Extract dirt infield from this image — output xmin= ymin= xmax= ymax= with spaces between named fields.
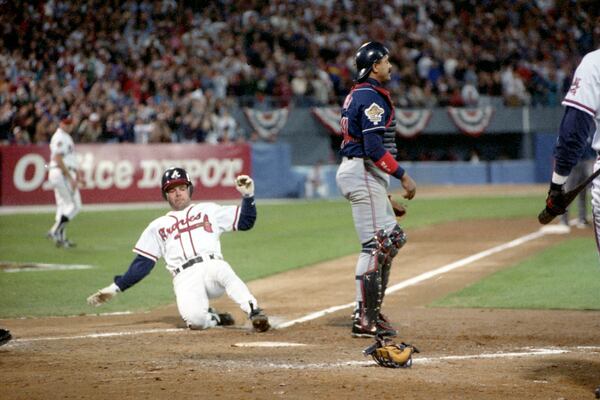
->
xmin=1 ymin=216 xmax=599 ymax=399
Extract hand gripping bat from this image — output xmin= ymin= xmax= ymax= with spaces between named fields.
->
xmin=538 ymin=168 xmax=600 ymax=224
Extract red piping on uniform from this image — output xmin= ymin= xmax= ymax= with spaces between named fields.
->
xmin=363 ymin=168 xmax=378 ymax=273
xmin=185 ymin=206 xmax=197 ymax=256
xmin=133 ymin=247 xmax=158 ymax=262
xmin=169 ymin=215 xmax=187 ymax=259
xmin=563 ymin=98 xmax=596 ymax=115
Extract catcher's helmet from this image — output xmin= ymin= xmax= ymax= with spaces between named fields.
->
xmin=161 ymin=167 xmax=193 ymax=200
xmin=355 ymin=41 xmax=389 ymax=83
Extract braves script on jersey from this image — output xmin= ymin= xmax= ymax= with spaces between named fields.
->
xmin=134 ymin=202 xmax=242 ymax=276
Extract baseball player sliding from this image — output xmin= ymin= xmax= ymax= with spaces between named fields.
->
xmin=86 ymin=168 xmax=270 ymax=332
xmin=336 ymin=41 xmax=417 ymax=338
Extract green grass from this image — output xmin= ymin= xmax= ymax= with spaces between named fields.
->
xmin=431 ymin=238 xmax=600 ymax=310
xmin=0 ymin=193 xmax=560 ymax=318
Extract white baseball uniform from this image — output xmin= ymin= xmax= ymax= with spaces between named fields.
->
xmin=48 ymin=127 xmax=81 ymax=233
xmin=554 ymin=49 xmax=600 ymax=249
xmin=562 ymin=50 xmax=600 ymax=150
xmin=133 ymin=202 xmax=258 ymax=329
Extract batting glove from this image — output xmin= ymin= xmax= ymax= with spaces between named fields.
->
xmin=87 ymin=283 xmax=121 ymax=307
xmin=235 ymin=175 xmax=255 ymax=197
xmin=545 ymin=182 xmax=567 ymax=216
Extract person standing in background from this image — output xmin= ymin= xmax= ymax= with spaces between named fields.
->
xmin=47 ymin=113 xmax=82 ymax=248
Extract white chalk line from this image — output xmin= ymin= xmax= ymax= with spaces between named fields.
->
xmin=276 ymin=229 xmax=547 ymax=329
xmin=2 ymin=262 xmax=94 ymax=272
xmin=5 ymin=226 xmax=559 ymax=344
xmin=266 ymin=348 xmax=573 ymax=369
xmin=179 ymin=347 xmax=600 ymax=370
xmin=12 ymin=328 xmax=184 ymax=342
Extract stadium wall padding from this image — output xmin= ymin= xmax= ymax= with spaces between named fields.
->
xmin=534 ymin=132 xmax=558 ymax=183
xmin=292 ymin=159 xmax=538 ymax=199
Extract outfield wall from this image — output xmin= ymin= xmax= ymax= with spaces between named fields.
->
xmin=0 ymin=144 xmax=252 ymax=205
xmin=0 ymin=142 xmax=542 ymax=205
xmin=294 ymin=159 xmax=536 ymax=199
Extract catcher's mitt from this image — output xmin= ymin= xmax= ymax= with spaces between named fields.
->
xmin=388 ymin=195 xmax=407 ymax=218
xmin=363 ymin=336 xmax=419 ymax=368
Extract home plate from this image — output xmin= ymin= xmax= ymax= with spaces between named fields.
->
xmin=232 ymin=341 xmax=307 ymax=348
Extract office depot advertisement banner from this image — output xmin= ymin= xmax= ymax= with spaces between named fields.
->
xmin=0 ymin=143 xmax=252 ymax=205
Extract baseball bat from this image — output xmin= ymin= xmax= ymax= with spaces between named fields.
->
xmin=538 ymin=167 xmax=600 ymax=225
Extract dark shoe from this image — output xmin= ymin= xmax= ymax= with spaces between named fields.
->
xmin=351 ymin=322 xmax=377 ymax=338
xmin=376 ymin=313 xmax=398 ymax=337
xmin=208 ymin=308 xmax=235 ymax=326
xmin=595 ymin=385 xmax=600 ymax=399
xmin=0 ymin=329 xmax=12 ymax=346
xmin=352 ymin=319 xmax=396 ymax=338
xmin=249 ymin=303 xmax=270 ymax=332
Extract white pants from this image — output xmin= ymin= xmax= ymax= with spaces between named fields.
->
xmin=590 ymin=159 xmax=600 ymax=255
xmin=173 ymin=258 xmax=257 ymax=329
xmin=48 ymin=168 xmax=81 ymax=222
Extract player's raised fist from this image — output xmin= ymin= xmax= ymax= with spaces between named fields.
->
xmin=235 ymin=175 xmax=254 ymax=197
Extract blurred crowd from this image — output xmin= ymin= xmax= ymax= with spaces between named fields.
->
xmin=0 ymin=0 xmax=598 ymax=145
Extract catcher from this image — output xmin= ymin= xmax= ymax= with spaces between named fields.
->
xmin=336 ymin=41 xmax=417 ymax=339
xmin=363 ymin=335 xmax=419 ymax=368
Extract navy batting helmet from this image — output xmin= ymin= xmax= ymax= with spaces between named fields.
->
xmin=355 ymin=41 xmax=389 ymax=83
xmin=161 ymin=167 xmax=193 ymax=200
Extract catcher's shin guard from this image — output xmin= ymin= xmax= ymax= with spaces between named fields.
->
xmin=360 ymin=269 xmax=382 ymax=326
xmin=354 ymin=271 xmax=386 ymax=337
xmin=376 ymin=226 xmax=407 ymax=294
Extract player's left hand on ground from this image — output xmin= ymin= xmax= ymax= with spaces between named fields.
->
xmin=388 ymin=195 xmax=407 ymax=218
xmin=87 ymin=283 xmax=120 ymax=307
xmin=544 ymin=183 xmax=567 ymax=216
xmin=235 ymin=175 xmax=254 ymax=197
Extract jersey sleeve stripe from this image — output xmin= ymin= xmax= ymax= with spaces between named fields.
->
xmin=562 ymin=99 xmax=596 ymax=116
xmin=133 ymin=247 xmax=159 ymax=262
xmin=363 ymin=126 xmax=385 ymax=133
